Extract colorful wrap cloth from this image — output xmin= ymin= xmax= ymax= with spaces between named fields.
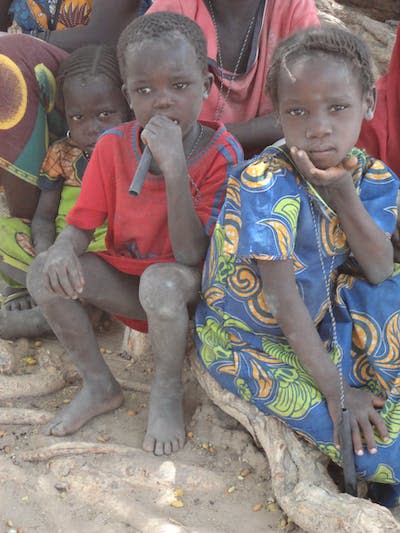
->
xmin=195 ymin=146 xmax=400 ymax=507
xmin=0 ymin=34 xmax=67 ymax=186
xmin=0 ymin=138 xmax=106 ymax=283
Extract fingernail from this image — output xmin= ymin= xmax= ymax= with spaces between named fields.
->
xmin=356 ymin=450 xmax=364 ymax=456
xmin=384 ymin=437 xmax=390 ymax=442
xmin=370 ymin=448 xmax=377 ymax=454
xmin=335 ymin=444 xmax=340 ymax=450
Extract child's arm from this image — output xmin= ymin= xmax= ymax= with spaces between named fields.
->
xmin=291 ymin=148 xmax=393 ymax=284
xmin=142 ymin=116 xmax=209 ymax=265
xmin=31 ymin=188 xmax=62 ymax=254
xmin=257 ymin=257 xmax=388 ymax=455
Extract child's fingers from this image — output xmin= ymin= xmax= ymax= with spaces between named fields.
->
xmin=371 ymin=394 xmax=386 ymax=409
xmin=341 ymin=154 xmax=358 ymax=172
xmin=350 ymin=418 xmax=364 ymax=456
xmin=290 ymin=146 xmax=317 ymax=177
xmin=369 ymin=410 xmax=389 ymax=443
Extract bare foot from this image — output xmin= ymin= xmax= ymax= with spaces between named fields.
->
xmin=2 ymin=287 xmax=35 ymax=311
xmin=143 ymin=382 xmax=185 ymax=456
xmin=0 ymin=307 xmax=52 ymax=338
xmin=44 ymin=379 xmax=124 ymax=436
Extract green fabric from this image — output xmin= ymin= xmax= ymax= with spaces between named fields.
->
xmin=0 ymin=186 xmax=107 ymax=281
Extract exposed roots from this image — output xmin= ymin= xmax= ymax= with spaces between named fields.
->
xmin=0 ymin=407 xmax=53 ymax=425
xmin=190 ymin=351 xmax=400 ymax=533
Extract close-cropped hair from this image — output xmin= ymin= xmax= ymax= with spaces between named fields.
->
xmin=57 ymin=44 xmax=122 ymax=109
xmin=117 ymin=11 xmax=208 ymax=79
xmin=266 ymin=26 xmax=375 ymax=110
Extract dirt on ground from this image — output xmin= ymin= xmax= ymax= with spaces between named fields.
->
xmin=0 ymin=2 xmax=399 ymax=532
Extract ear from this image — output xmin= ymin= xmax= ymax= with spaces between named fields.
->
xmin=122 ymin=84 xmax=132 ymax=109
xmin=364 ymin=86 xmax=377 ymax=121
xmin=202 ymin=72 xmax=214 ymax=100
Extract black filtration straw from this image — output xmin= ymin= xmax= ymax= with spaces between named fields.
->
xmin=340 ymin=408 xmax=358 ymax=496
xmin=128 ymin=145 xmax=153 ymax=196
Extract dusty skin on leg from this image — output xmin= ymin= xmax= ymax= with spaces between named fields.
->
xmin=139 ymin=263 xmax=201 ymax=456
xmin=27 ymin=252 xmax=146 ymax=436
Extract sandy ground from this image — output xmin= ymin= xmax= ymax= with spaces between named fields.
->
xmin=0 ymin=320 xmax=291 ymax=533
xmin=0 ymin=3 xmax=399 ymax=531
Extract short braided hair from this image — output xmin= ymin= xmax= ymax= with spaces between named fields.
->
xmin=117 ymin=11 xmax=207 ymax=80
xmin=57 ymin=44 xmax=122 ymax=108
xmin=267 ymin=26 xmax=375 ymax=110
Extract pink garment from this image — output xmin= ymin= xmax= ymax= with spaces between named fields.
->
xmin=148 ymin=0 xmax=320 ymax=125
xmin=357 ymin=27 xmax=400 ymax=176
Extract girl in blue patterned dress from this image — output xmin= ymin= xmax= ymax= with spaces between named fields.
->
xmin=195 ymin=26 xmax=400 ymax=507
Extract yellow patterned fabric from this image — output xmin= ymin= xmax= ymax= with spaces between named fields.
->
xmin=195 ymin=146 xmax=400 ymax=507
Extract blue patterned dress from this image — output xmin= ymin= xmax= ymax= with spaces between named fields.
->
xmin=195 ymin=146 xmax=400 ymax=507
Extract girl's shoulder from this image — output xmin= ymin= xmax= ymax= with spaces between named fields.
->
xmin=232 ymin=145 xmax=297 ymax=183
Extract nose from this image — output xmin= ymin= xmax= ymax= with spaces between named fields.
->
xmin=153 ymin=89 xmax=173 ymax=109
xmin=85 ymin=119 xmax=103 ymax=140
xmin=305 ymin=112 xmax=332 ymax=139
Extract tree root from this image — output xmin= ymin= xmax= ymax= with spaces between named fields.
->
xmin=190 ymin=352 xmax=400 ymax=533
xmin=17 ymin=441 xmax=145 ymax=462
xmin=0 ymin=352 xmax=66 ymax=401
xmin=117 ymin=377 xmax=151 ymax=393
xmin=0 ymin=369 xmax=65 ymax=401
xmin=0 ymin=407 xmax=53 ymax=425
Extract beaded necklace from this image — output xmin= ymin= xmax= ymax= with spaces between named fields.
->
xmin=206 ymin=0 xmax=260 ymax=121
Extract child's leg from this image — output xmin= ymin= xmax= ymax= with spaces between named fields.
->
xmin=27 ymin=252 xmax=147 ymax=436
xmin=139 ymin=263 xmax=201 ymax=455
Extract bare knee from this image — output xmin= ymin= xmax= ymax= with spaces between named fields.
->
xmin=26 ymin=253 xmax=52 ymax=304
xmin=139 ymin=263 xmax=200 ymax=319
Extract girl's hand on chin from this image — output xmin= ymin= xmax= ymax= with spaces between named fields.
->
xmin=290 ymin=146 xmax=358 ymax=190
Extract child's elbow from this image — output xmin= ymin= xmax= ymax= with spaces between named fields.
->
xmin=366 ymin=264 xmax=393 ymax=285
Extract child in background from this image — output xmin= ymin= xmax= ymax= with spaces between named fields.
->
xmin=27 ymin=12 xmax=243 ymax=456
xmin=0 ymin=44 xmax=130 ymax=338
xmin=195 ymin=26 xmax=400 ymax=506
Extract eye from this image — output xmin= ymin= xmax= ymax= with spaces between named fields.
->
xmin=330 ymin=104 xmax=347 ymax=112
xmin=287 ymin=108 xmax=305 ymax=117
xmin=70 ymin=114 xmax=83 ymax=121
xmin=174 ymin=82 xmax=188 ymax=90
xmin=98 ymin=111 xmax=111 ymax=118
xmin=136 ymin=87 xmax=151 ymax=95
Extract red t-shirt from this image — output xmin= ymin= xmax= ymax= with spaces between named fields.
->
xmin=66 ymin=120 xmax=243 ymax=330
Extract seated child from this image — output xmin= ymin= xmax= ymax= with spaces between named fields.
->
xmin=27 ymin=12 xmax=243 ymax=456
xmin=195 ymin=26 xmax=400 ymax=507
xmin=0 ymin=44 xmax=130 ymax=338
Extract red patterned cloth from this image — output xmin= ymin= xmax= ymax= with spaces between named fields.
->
xmin=357 ymin=27 xmax=400 ymax=176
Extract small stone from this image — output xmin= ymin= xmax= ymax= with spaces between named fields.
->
xmin=55 ymin=482 xmax=68 ymax=493
xmin=187 ymin=431 xmax=194 ymax=439
xmin=96 ymin=433 xmax=111 ymax=443
xmin=252 ymin=503 xmax=263 ymax=512
xmin=174 ymin=487 xmax=184 ymax=497
xmin=22 ymin=357 xmax=37 ymax=366
xmin=34 ymin=340 xmax=42 ymax=348
xmin=21 ymin=495 xmax=29 ymax=502
xmin=170 ymin=498 xmax=184 ymax=508
xmin=227 ymin=485 xmax=236 ymax=494
xmin=127 ymin=410 xmax=137 ymax=417
xmin=266 ymin=502 xmax=278 ymax=512
xmin=6 ymin=520 xmax=13 ymax=527
xmin=240 ymin=468 xmax=251 ymax=478
xmin=100 ymin=347 xmax=106 ymax=354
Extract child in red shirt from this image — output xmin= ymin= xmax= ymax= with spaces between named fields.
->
xmin=27 ymin=12 xmax=243 ymax=456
